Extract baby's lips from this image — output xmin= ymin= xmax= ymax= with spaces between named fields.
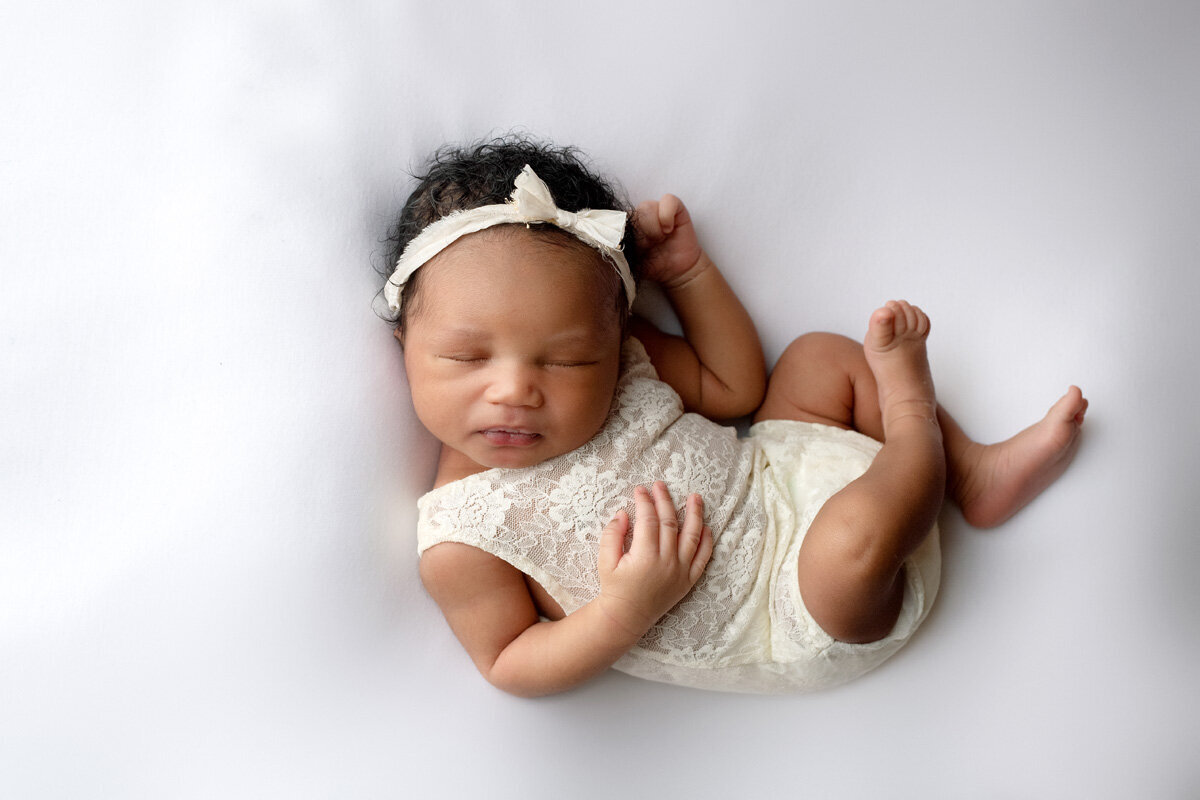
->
xmin=480 ymin=428 xmax=541 ymax=447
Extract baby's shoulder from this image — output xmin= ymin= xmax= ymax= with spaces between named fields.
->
xmin=419 ymin=541 xmax=526 ymax=606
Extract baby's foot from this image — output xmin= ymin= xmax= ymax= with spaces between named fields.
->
xmin=863 ymin=300 xmax=938 ymax=436
xmin=951 ymin=386 xmax=1089 ymax=528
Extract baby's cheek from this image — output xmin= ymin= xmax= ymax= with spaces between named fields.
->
xmin=582 ymin=387 xmax=619 ymax=438
xmin=409 ymin=383 xmax=454 ymax=432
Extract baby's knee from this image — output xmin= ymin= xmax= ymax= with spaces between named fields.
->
xmin=779 ymin=332 xmax=863 ymax=370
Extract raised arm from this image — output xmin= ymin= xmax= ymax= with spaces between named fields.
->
xmin=420 ymin=483 xmax=712 ymax=697
xmin=630 ymin=195 xmax=766 ymax=420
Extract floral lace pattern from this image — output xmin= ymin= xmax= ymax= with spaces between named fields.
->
xmin=416 ymin=339 xmax=940 ymax=693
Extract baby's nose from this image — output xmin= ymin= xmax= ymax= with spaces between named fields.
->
xmin=484 ymin=362 xmax=543 ymax=407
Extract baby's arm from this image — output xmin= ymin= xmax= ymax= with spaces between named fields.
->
xmin=631 ymin=195 xmax=766 ymax=420
xmin=420 ymin=483 xmax=712 ymax=697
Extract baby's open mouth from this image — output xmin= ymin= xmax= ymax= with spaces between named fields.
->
xmin=480 ymin=428 xmax=541 ymax=446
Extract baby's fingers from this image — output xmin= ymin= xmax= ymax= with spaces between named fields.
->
xmin=676 ymin=493 xmax=712 ymax=584
xmin=633 ymin=200 xmax=665 ymax=245
xmin=650 ymin=481 xmax=681 ymax=554
xmin=630 ymin=485 xmax=660 ymax=555
xmin=676 ymin=493 xmax=705 ymax=562
xmin=599 ymin=510 xmax=629 ymax=574
xmin=655 ymin=193 xmax=687 ymax=234
xmin=689 ymin=525 xmax=714 ymax=584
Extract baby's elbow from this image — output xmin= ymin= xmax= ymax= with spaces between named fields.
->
xmin=708 ymin=378 xmax=767 ymax=421
xmin=729 ymin=358 xmax=768 ymax=418
xmin=489 ymin=679 xmax=546 ymax=699
xmin=749 ymin=358 xmax=768 ymax=406
xmin=737 ymin=377 xmax=768 ymax=418
xmin=716 ymin=397 xmax=761 ymax=422
xmin=482 ymin=662 xmax=559 ymax=699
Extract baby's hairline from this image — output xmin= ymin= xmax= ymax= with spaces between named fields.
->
xmin=396 ymin=224 xmax=631 ymax=342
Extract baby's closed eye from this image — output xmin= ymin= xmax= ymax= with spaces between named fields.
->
xmin=543 ymin=359 xmax=600 ymax=368
xmin=435 ymin=353 xmax=599 ymax=368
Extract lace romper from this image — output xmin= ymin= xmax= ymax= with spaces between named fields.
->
xmin=416 ymin=338 xmax=941 ymax=693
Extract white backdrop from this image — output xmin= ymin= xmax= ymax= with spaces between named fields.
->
xmin=4 ymin=2 xmax=1199 ymax=797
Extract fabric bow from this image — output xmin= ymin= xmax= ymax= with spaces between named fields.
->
xmin=510 ymin=166 xmax=628 ymax=252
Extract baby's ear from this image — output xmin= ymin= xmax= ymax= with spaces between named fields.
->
xmin=393 ymin=327 xmax=405 ymax=347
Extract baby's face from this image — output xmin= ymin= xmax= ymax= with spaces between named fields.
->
xmin=402 ymin=227 xmax=623 ymax=471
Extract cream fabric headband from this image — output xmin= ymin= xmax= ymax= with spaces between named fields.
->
xmin=384 ymin=164 xmax=636 ymax=314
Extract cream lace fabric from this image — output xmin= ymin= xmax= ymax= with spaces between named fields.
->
xmin=416 ymin=339 xmax=940 ymax=693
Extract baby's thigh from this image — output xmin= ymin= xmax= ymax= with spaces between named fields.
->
xmin=754 ymin=333 xmax=880 ymax=434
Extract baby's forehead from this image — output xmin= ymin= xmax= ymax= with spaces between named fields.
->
xmin=424 ymin=322 xmax=607 ymax=346
xmin=421 ymin=226 xmax=616 ymax=291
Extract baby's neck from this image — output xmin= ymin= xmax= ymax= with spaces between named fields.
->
xmin=432 ymin=445 xmax=490 ymax=489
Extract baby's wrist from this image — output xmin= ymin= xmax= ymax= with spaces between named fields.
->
xmin=661 ymin=251 xmax=714 ymax=292
xmin=592 ymin=591 xmax=656 ymax=645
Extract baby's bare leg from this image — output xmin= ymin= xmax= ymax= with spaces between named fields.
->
xmin=937 ymin=390 xmax=1087 ymax=528
xmin=786 ymin=302 xmax=944 ymax=642
xmin=756 ymin=327 xmax=1089 ymax=530
xmin=753 ymin=330 xmax=887 ymax=436
xmin=756 ymin=302 xmax=1089 ymax=641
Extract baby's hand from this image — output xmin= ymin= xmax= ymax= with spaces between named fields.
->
xmin=633 ymin=195 xmax=707 ymax=290
xmin=596 ymin=482 xmax=713 ymax=639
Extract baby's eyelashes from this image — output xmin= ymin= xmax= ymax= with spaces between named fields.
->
xmin=436 ymin=354 xmax=599 ymax=368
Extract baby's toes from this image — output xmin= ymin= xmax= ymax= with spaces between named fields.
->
xmin=912 ymin=304 xmax=930 ymax=337
xmin=1053 ymin=386 xmax=1088 ymax=425
xmin=867 ymin=305 xmax=899 ymax=350
xmin=887 ymin=300 xmax=913 ymax=334
xmin=894 ymin=300 xmax=930 ymax=341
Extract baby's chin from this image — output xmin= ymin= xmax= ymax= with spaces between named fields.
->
xmin=470 ymin=430 xmax=598 ymax=470
xmin=477 ymin=446 xmax=564 ymax=470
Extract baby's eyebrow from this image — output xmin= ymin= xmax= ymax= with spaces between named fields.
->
xmin=543 ymin=329 xmax=604 ymax=346
xmin=431 ymin=327 xmax=489 ymax=344
xmin=428 ymin=327 xmax=605 ymax=348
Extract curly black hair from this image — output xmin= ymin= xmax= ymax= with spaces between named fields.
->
xmin=379 ymin=134 xmax=641 ymax=337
